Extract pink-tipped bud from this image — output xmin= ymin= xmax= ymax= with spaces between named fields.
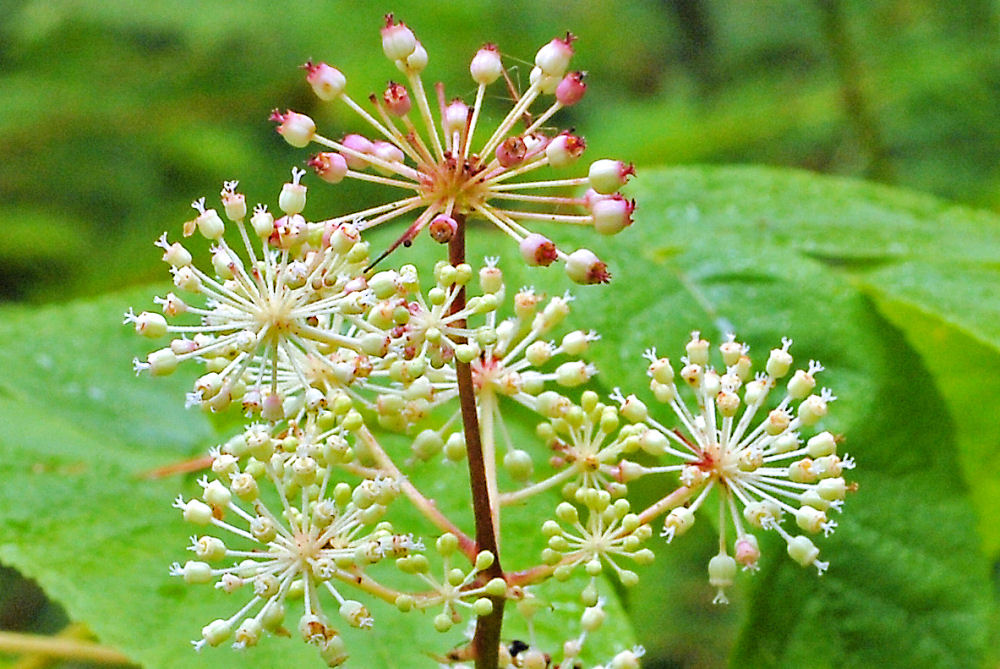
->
xmin=588 ymin=159 xmax=635 ymax=195
xmin=429 ymin=215 xmax=458 ymax=244
xmin=308 ymin=153 xmax=349 ymax=184
xmin=555 ymin=71 xmax=587 ymax=106
xmin=591 ymin=194 xmax=635 ymax=235
xmin=470 ymin=44 xmax=503 ymax=85
xmin=270 ymin=214 xmax=306 ymax=250
xmin=382 ymin=81 xmax=411 ymax=116
xmin=270 ymin=109 xmax=315 ymax=148
xmin=735 ymin=535 xmax=760 ymax=568
xmin=519 ymin=233 xmax=558 ymax=267
xmin=324 ymin=222 xmax=360 ymax=253
xmin=545 ymin=132 xmax=586 ymax=168
xmin=565 ymin=248 xmax=610 ymax=284
xmin=583 ymin=188 xmax=604 ymax=208
xmin=535 ymin=33 xmax=575 ymax=78
xmin=302 ymin=61 xmax=346 ymax=101
xmin=496 ymin=136 xmax=527 ymax=167
xmin=381 ymin=14 xmax=417 ymax=61
xmin=443 ymin=99 xmax=469 ymax=137
xmin=371 ymin=141 xmax=404 ymax=176
xmin=341 ymin=134 xmax=374 ymax=170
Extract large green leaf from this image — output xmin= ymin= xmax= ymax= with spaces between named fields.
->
xmin=547 ymin=165 xmax=996 ymax=666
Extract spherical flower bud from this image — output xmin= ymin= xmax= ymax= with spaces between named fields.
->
xmin=395 ymin=40 xmax=428 ymax=73
xmin=179 ymin=560 xmax=213 ymax=584
xmin=806 ymin=431 xmax=837 ymax=458
xmin=179 ymin=498 xmax=213 ymax=525
xmin=591 ymin=194 xmax=635 ymax=235
xmin=479 ymin=263 xmax=503 ymax=294
xmin=735 ymin=535 xmax=760 ymax=567
xmin=303 ymin=61 xmax=346 ymax=101
xmin=160 ymin=240 xmax=191 ymax=267
xmin=308 ymin=152 xmax=349 ymax=184
xmin=787 ymin=535 xmax=821 ymax=567
xmin=201 ymin=619 xmax=232 ymax=647
xmin=496 ymin=135 xmax=527 ymax=167
xmin=555 ymin=71 xmax=587 ymax=105
xmin=443 ymin=99 xmax=469 ymax=137
xmin=620 ymin=394 xmax=648 ymax=423
xmin=556 ymin=361 xmax=592 ymax=387
xmin=798 ymin=394 xmax=829 ymax=425
xmin=470 ymin=44 xmax=503 ymax=84
xmin=194 ymin=207 xmax=225 ymax=241
xmin=588 ymin=159 xmax=636 ymax=195
xmin=220 ymin=182 xmax=246 ymax=221
xmin=278 ymin=168 xmax=307 ymax=216
xmin=371 ymin=140 xmax=405 ymax=175
xmin=708 ymin=553 xmax=737 ymax=590
xmin=767 ymin=342 xmax=794 ymax=378
xmin=519 ymin=233 xmax=558 ymax=267
xmin=529 ymin=65 xmax=561 ymax=94
xmin=249 ymin=206 xmax=274 ymax=238
xmin=132 ymin=311 xmax=167 ymax=338
xmin=429 ymin=214 xmax=458 ymax=244
xmin=503 ymin=448 xmax=534 ymax=481
xmin=381 ymin=14 xmax=417 ymax=61
xmin=341 ymin=133 xmax=374 ymax=170
xmin=269 ymin=109 xmax=315 ymax=148
xmin=662 ymin=506 xmax=695 ymax=540
xmin=787 ymin=368 xmax=817 ymax=399
xmin=202 ymin=479 xmax=231 ymax=507
xmin=580 ymin=603 xmax=606 ymax=632
xmin=565 ymin=248 xmax=610 ymax=284
xmin=535 ymin=33 xmax=575 ymax=78
xmin=561 ymin=330 xmax=591 ymax=355
xmin=545 ymin=132 xmax=586 ymax=168
xmin=382 ymin=81 xmax=411 ymax=116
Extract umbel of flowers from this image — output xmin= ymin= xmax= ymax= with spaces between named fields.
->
xmin=127 ymin=14 xmax=854 ymax=669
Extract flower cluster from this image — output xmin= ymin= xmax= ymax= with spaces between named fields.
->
xmin=124 ymin=12 xmax=859 ymax=667
xmin=612 ymin=332 xmax=854 ymax=603
xmin=272 ymin=14 xmax=635 ymax=284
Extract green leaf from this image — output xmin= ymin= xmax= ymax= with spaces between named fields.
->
xmin=546 ymin=165 xmax=995 ymax=667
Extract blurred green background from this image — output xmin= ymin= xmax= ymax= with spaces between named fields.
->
xmin=1 ymin=0 xmax=997 ymax=666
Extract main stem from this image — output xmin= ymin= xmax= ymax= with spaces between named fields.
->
xmin=448 ymin=215 xmax=505 ymax=669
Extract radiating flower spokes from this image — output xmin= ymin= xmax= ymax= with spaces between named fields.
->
xmin=611 ymin=332 xmax=855 ymax=603
xmin=272 ymin=14 xmax=635 ymax=283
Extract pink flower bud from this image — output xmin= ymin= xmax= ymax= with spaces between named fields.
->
xmin=735 ymin=535 xmax=760 ymax=568
xmin=519 ymin=233 xmax=558 ymax=267
xmin=555 ymin=71 xmax=587 ymax=106
xmin=341 ymin=134 xmax=373 ymax=170
xmin=429 ymin=214 xmax=458 ymax=243
xmin=496 ymin=136 xmax=527 ymax=167
xmin=588 ymin=159 xmax=635 ymax=194
xmin=382 ymin=81 xmax=411 ymax=116
xmin=545 ymin=132 xmax=586 ymax=168
xmin=302 ymin=61 xmax=346 ymax=101
xmin=591 ymin=194 xmax=635 ymax=235
xmin=565 ymin=248 xmax=610 ymax=284
xmin=269 ymin=109 xmax=315 ymax=148
xmin=470 ymin=44 xmax=503 ymax=85
xmin=534 ymin=33 xmax=575 ymax=78
xmin=308 ymin=152 xmax=349 ymax=184
xmin=381 ymin=14 xmax=417 ymax=61
xmin=371 ymin=141 xmax=405 ymax=175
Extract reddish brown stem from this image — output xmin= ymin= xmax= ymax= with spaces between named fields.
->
xmin=448 ymin=216 xmax=505 ymax=669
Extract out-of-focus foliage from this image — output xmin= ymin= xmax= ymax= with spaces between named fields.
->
xmin=1 ymin=0 xmax=998 ymax=301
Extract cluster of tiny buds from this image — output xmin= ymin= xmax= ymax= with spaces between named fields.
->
xmin=271 ymin=14 xmax=635 ymax=284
